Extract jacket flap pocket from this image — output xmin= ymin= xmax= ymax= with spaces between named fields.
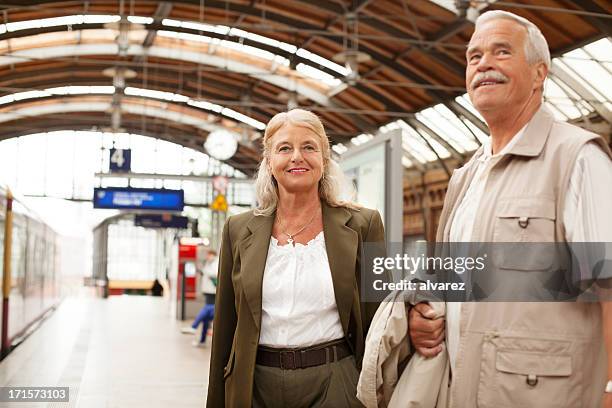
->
xmin=497 ymin=198 xmax=556 ymax=220
xmin=496 ymin=351 xmax=571 ymax=377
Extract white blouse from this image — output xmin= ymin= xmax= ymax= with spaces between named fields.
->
xmin=258 ymin=231 xmax=345 ymax=348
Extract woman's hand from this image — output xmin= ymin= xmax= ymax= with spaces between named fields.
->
xmin=408 ymin=303 xmax=445 ymax=358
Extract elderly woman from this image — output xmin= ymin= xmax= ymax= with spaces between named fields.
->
xmin=206 ymin=109 xmax=385 ymax=407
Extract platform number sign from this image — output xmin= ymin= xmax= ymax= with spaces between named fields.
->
xmin=109 ymin=148 xmax=131 ymax=173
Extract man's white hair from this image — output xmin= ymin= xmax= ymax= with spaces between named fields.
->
xmin=475 ymin=10 xmax=551 ymax=69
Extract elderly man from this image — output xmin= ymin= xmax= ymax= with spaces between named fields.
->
xmin=409 ymin=10 xmax=612 ymax=407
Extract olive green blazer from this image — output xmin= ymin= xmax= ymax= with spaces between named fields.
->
xmin=206 ymin=201 xmax=385 ymax=407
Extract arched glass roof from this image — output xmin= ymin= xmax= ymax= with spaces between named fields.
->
xmin=0 ymin=8 xmax=609 ymax=173
xmin=335 ymin=37 xmax=612 ymax=169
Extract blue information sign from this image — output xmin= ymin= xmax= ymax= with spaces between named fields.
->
xmin=135 ymin=214 xmax=189 ymax=229
xmin=93 ymin=187 xmax=184 ymax=211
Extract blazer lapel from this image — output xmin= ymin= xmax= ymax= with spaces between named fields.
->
xmin=322 ymin=203 xmax=358 ymax=333
xmin=238 ymin=213 xmax=274 ymax=330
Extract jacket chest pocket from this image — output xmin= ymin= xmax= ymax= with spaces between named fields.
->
xmin=493 ymin=198 xmax=556 ymax=271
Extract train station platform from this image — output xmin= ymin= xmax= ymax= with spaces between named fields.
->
xmin=0 ymin=290 xmax=210 ymax=407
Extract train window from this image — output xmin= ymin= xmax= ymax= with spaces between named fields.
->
xmin=0 ymin=195 xmax=4 ymax=278
xmin=0 ymin=218 xmax=4 ymax=275
xmin=11 ymin=221 xmax=26 ymax=292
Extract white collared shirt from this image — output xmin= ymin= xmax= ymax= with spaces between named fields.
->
xmin=446 ymin=126 xmax=612 ymax=373
xmin=258 ymin=231 xmax=345 ymax=348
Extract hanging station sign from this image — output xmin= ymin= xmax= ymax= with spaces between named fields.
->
xmin=134 ymin=214 xmax=189 ymax=229
xmin=93 ymin=187 xmax=184 ymax=211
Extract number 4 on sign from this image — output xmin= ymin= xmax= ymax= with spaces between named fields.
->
xmin=109 ymin=148 xmax=131 ymax=172
xmin=111 ymin=149 xmax=125 ymax=167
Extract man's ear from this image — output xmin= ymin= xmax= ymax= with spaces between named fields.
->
xmin=534 ymin=62 xmax=548 ymax=91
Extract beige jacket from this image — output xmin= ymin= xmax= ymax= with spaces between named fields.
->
xmin=358 ymin=292 xmax=449 ymax=408
xmin=436 ymin=106 xmax=612 ymax=408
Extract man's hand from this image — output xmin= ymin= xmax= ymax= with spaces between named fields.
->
xmin=408 ymin=302 xmax=445 ymax=358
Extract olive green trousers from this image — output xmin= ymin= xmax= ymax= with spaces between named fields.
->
xmin=252 ymin=355 xmax=364 ymax=408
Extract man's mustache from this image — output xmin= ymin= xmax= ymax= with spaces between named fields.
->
xmin=470 ymin=71 xmax=509 ymax=90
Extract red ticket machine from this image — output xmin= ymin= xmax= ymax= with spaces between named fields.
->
xmin=177 ymin=238 xmax=200 ymax=319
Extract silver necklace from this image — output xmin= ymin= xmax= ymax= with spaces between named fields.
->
xmin=277 ymin=210 xmax=318 ymax=245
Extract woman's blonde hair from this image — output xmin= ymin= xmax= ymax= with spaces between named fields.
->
xmin=254 ymin=109 xmax=359 ymax=216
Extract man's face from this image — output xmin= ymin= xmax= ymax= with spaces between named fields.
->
xmin=466 ymin=19 xmax=546 ymax=115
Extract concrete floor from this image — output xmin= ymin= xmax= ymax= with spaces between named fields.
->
xmin=0 ymin=290 xmax=210 ymax=407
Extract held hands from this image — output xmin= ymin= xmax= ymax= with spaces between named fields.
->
xmin=408 ymin=303 xmax=445 ymax=358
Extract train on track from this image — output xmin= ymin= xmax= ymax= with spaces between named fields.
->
xmin=1 ymin=184 xmax=61 ymax=358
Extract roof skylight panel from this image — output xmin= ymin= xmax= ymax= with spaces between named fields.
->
xmin=582 ymin=38 xmax=612 ymax=69
xmin=220 ymin=40 xmax=277 ymax=61
xmin=544 ymin=77 xmax=581 ymax=119
xmin=454 ymin=94 xmax=485 ymax=122
xmin=550 ymin=75 xmax=594 ymax=118
xmin=459 ymin=118 xmax=488 ymax=144
xmin=431 ymin=104 xmax=479 ymax=150
xmin=157 ymin=30 xmax=214 ymax=44
xmin=296 ymin=48 xmax=349 ymax=76
xmin=2 ymin=14 xmax=123 ymax=33
xmin=402 ymin=124 xmax=446 ymax=162
xmin=401 ymin=137 xmax=434 ymax=163
xmin=296 ymin=63 xmax=342 ymax=86
xmin=127 ymin=16 xmax=154 ymax=25
xmin=557 ymin=53 xmax=611 ymax=104
xmin=544 ymin=102 xmax=570 ymax=121
xmin=416 ymin=109 xmax=471 ymax=153
xmin=187 ymin=100 xmax=224 ymax=113
xmin=83 ymin=15 xmax=121 ymax=24
xmin=222 ymin=108 xmax=266 ymax=130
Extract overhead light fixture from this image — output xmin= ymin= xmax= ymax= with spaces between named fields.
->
xmin=102 ymin=67 xmax=137 ymax=88
xmin=454 ymin=0 xmax=485 ymax=22
xmin=332 ymin=50 xmax=371 ymax=65
xmin=204 ymin=129 xmax=239 ymax=160
xmin=102 ymin=67 xmax=137 ymax=79
xmin=466 ymin=6 xmax=480 ymax=23
xmin=277 ymin=91 xmax=306 ymax=110
xmin=332 ymin=12 xmax=371 ymax=86
xmin=333 ymin=50 xmax=370 ymax=85
xmin=104 ymin=16 xmax=145 ymax=56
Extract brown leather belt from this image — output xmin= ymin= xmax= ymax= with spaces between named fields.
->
xmin=256 ymin=339 xmax=352 ymax=370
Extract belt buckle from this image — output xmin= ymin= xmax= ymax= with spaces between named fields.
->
xmin=279 ymin=350 xmax=297 ymax=370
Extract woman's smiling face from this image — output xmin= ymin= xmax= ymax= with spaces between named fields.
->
xmin=268 ymin=123 xmax=324 ymax=194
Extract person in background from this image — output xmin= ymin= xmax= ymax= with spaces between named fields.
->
xmin=207 ymin=109 xmax=385 ymax=407
xmin=409 ymin=10 xmax=612 ymax=407
xmin=150 ymin=278 xmax=163 ymax=297
xmin=181 ymin=249 xmax=218 ymax=347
